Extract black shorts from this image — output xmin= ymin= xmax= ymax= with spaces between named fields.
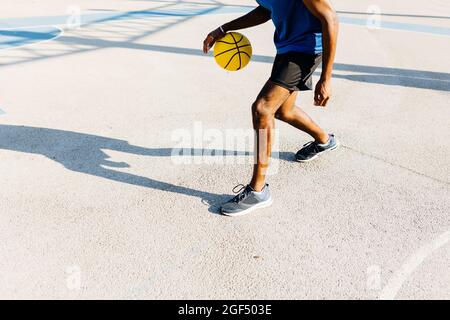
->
xmin=270 ymin=52 xmax=322 ymax=91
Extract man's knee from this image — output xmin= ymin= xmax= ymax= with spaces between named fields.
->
xmin=252 ymin=98 xmax=275 ymax=120
xmin=275 ymin=109 xmax=292 ymax=122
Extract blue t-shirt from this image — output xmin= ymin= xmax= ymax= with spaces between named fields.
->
xmin=256 ymin=0 xmax=323 ymax=54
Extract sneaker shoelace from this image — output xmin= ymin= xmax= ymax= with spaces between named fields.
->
xmin=302 ymin=141 xmax=320 ymax=154
xmin=231 ymin=184 xmax=251 ymax=203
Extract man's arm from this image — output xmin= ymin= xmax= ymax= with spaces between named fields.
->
xmin=203 ymin=6 xmax=271 ymax=53
xmin=303 ymin=0 xmax=339 ymax=107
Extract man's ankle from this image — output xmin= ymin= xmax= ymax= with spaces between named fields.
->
xmin=249 ymin=182 xmax=265 ymax=192
xmin=315 ymin=133 xmax=330 ymax=145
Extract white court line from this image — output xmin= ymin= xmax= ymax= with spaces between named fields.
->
xmin=379 ymin=230 xmax=450 ymax=300
xmin=0 ymin=25 xmax=64 ymax=51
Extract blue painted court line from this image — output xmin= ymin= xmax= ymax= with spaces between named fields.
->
xmin=0 ymin=5 xmax=222 ymax=29
xmin=0 ymin=26 xmax=62 ymax=49
xmin=339 ymin=16 xmax=450 ymax=36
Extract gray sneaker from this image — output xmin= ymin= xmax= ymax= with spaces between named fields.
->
xmin=220 ymin=184 xmax=273 ymax=217
xmin=295 ymin=134 xmax=339 ymax=162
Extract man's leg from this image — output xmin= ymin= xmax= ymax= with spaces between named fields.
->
xmin=250 ymin=81 xmax=291 ymax=191
xmin=220 ymin=81 xmax=289 ymax=216
xmin=275 ymin=91 xmax=339 ymax=163
xmin=275 ymin=93 xmax=329 ymax=144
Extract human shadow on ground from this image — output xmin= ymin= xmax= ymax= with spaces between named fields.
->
xmin=0 ymin=124 xmax=295 ymax=213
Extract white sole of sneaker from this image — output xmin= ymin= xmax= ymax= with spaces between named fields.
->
xmin=221 ymin=197 xmax=273 ymax=217
xmin=295 ymin=140 xmax=340 ymax=163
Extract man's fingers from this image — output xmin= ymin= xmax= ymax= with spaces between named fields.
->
xmin=203 ymin=38 xmax=210 ymax=54
xmin=203 ymin=36 xmax=211 ymax=53
xmin=203 ymin=35 xmax=217 ymax=54
xmin=314 ymin=92 xmax=322 ymax=106
xmin=314 ymin=80 xmax=332 ymax=107
xmin=314 ymin=94 xmax=330 ymax=107
xmin=321 ymin=97 xmax=330 ymax=107
xmin=314 ymin=91 xmax=320 ymax=101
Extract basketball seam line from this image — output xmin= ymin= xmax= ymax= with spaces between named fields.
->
xmin=216 ymin=34 xmax=244 ymax=45
xmin=224 ymin=51 xmax=242 ymax=69
xmin=230 ymin=32 xmax=242 ymax=70
xmin=216 ymin=40 xmax=236 ymax=45
xmin=213 ymin=44 xmax=251 ymax=58
xmin=224 ymin=50 xmax=251 ymax=69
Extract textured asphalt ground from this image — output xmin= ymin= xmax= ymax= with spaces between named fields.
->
xmin=0 ymin=0 xmax=449 ymax=299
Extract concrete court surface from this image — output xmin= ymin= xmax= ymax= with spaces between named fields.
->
xmin=0 ymin=0 xmax=449 ymax=300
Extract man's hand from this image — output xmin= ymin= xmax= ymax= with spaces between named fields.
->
xmin=314 ymin=78 xmax=332 ymax=107
xmin=202 ymin=6 xmax=271 ymax=54
xmin=203 ymin=27 xmax=225 ymax=54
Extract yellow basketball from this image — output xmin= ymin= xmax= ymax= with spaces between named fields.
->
xmin=213 ymin=32 xmax=252 ymax=71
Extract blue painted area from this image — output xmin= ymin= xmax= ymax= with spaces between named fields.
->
xmin=0 ymin=108 xmax=5 ymax=115
xmin=0 ymin=26 xmax=61 ymax=49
